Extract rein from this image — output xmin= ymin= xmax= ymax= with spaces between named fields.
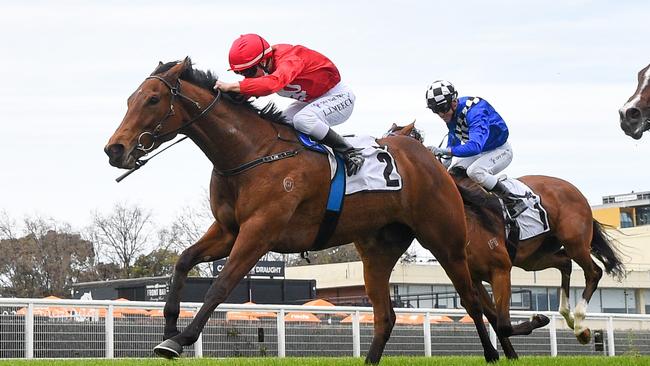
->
xmin=116 ymin=74 xmax=303 ymax=182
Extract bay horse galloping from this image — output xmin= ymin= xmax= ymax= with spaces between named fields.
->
xmin=620 ymin=63 xmax=650 ymax=139
xmin=389 ymin=123 xmax=625 ymax=354
xmin=104 ymin=58 xmax=499 ymax=363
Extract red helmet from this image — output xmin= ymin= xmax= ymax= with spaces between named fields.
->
xmin=228 ymin=34 xmax=273 ymax=71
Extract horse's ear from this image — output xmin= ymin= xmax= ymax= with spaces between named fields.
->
xmin=181 ymin=56 xmax=192 ymax=70
xmin=391 ymin=123 xmax=398 ymax=130
xmin=158 ymin=61 xmax=163 ymax=67
xmin=163 ymin=57 xmax=192 ymax=80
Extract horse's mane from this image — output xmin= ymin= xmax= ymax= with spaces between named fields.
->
xmin=153 ymin=59 xmax=286 ymax=124
xmin=448 ymin=167 xmax=504 ymax=236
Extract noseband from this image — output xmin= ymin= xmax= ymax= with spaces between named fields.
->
xmin=136 ymin=75 xmax=221 ymax=153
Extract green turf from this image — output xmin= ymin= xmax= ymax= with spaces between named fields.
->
xmin=1 ymin=356 xmax=650 ymax=366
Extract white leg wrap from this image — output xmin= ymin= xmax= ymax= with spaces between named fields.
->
xmin=558 ymin=288 xmax=575 ymax=329
xmin=573 ymin=298 xmax=589 ymax=335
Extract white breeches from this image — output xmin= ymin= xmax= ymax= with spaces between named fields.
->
xmin=448 ymin=142 xmax=513 ymax=190
xmin=282 ymin=82 xmax=355 ymax=140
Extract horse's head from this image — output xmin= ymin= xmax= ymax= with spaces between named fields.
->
xmin=619 ymin=63 xmax=650 ymax=140
xmin=104 ymin=57 xmax=196 ymax=169
xmin=384 ymin=121 xmax=424 ymax=143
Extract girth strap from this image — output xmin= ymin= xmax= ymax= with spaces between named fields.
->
xmin=214 ymin=148 xmax=303 ymax=177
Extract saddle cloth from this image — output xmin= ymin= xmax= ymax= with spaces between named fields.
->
xmin=298 ymin=133 xmax=403 ymax=195
xmin=500 ymin=178 xmax=550 ymax=240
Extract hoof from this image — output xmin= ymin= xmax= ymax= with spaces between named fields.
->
xmin=532 ymin=314 xmax=551 ymax=329
xmin=154 ymin=339 xmax=183 ymax=359
xmin=576 ymin=328 xmax=591 ymax=345
xmin=485 ymin=349 xmax=499 ymax=363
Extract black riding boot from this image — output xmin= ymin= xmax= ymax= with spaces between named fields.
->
xmin=490 ymin=181 xmax=529 ymax=219
xmin=319 ymin=129 xmax=365 ymax=176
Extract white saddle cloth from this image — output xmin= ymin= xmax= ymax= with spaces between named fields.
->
xmin=325 ymin=135 xmax=403 ymax=195
xmin=500 ymin=178 xmax=550 ymax=240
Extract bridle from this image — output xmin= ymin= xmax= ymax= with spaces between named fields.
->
xmin=136 ymin=75 xmax=222 ymax=153
xmin=116 ymin=73 xmax=302 ymax=182
xmin=115 ymin=75 xmax=220 ymax=182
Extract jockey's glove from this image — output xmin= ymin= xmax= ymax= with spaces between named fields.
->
xmin=342 ymin=148 xmax=364 ymax=176
xmin=429 ymin=146 xmax=452 ymax=157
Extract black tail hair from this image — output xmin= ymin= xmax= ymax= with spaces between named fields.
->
xmin=591 ymin=220 xmax=626 ymax=280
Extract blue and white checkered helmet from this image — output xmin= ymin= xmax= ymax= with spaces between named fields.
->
xmin=426 ymin=80 xmax=458 ymax=113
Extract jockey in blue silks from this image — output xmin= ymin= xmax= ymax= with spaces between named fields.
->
xmin=426 ymin=80 xmax=528 ymax=218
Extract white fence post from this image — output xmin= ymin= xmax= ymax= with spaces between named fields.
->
xmin=549 ymin=314 xmax=557 ymax=357
xmin=352 ymin=311 xmax=361 ymax=357
xmin=25 ymin=302 xmax=33 ymax=359
xmin=194 ymin=332 xmax=203 ymax=357
xmin=488 ymin=323 xmax=497 ymax=349
xmin=105 ymin=304 xmax=114 ymax=359
xmin=194 ymin=306 xmax=203 ymax=358
xmin=423 ymin=312 xmax=431 ymax=357
xmin=607 ymin=316 xmax=615 ymax=356
xmin=277 ymin=309 xmax=285 ymax=357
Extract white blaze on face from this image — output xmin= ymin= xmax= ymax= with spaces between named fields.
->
xmin=622 ymin=66 xmax=650 ymax=111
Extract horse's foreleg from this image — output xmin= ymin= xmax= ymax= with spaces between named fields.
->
xmin=154 ymin=220 xmax=271 ymax=359
xmin=163 ymin=221 xmax=235 ymax=340
xmin=488 ymin=268 xmax=515 ymax=339
xmin=474 ymin=281 xmax=518 ymax=360
xmin=355 ymin=239 xmax=409 ymax=365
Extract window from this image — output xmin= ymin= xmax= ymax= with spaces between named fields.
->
xmin=531 ymin=288 xmax=549 ymax=311
xmin=635 ymin=205 xmax=650 ymax=226
xmin=601 ymin=288 xmax=636 ymax=313
xmin=620 ymin=211 xmax=634 ymax=228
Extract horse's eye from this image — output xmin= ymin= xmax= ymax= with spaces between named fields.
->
xmin=148 ymin=96 xmax=160 ymax=105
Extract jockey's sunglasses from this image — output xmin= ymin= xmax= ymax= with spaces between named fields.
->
xmin=430 ymin=102 xmax=451 ymax=114
xmin=235 ymin=66 xmax=258 ymax=78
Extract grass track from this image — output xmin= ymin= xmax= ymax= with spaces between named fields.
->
xmin=2 ymin=357 xmax=650 ymax=366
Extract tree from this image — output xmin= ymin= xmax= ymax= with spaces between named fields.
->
xmin=0 ymin=215 xmax=96 ymax=298
xmin=287 ymin=243 xmax=360 ymax=266
xmin=90 ymin=203 xmax=154 ymax=278
xmin=0 ymin=210 xmax=16 ymax=239
xmin=131 ymin=248 xmax=179 ymax=278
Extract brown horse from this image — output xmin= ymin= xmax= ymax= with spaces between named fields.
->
xmin=104 ymin=58 xmax=499 ymax=363
xmin=620 ymin=63 xmax=650 ymax=139
xmin=389 ymin=123 xmax=625 ymax=351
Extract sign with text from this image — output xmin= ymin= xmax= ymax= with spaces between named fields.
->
xmin=145 ymin=283 xmax=169 ymax=301
xmin=212 ymin=259 xmax=285 ymax=277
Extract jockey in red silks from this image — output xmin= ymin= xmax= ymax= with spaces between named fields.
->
xmin=214 ymin=34 xmax=364 ymax=176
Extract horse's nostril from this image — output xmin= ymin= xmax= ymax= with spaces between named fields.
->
xmin=105 ymin=144 xmax=125 ymax=159
xmin=626 ymin=107 xmax=642 ymax=121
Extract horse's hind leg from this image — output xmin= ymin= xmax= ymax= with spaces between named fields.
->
xmin=355 ymin=235 xmax=411 ymax=365
xmin=163 ymin=221 xmax=235 ymax=340
xmin=557 ymin=253 xmax=575 ymax=330
xmin=568 ymin=250 xmax=603 ymax=344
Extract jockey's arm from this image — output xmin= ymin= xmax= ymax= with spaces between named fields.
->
xmin=214 ymin=80 xmax=240 ymax=93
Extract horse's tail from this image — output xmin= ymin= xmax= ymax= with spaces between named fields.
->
xmin=591 ymin=220 xmax=626 ymax=280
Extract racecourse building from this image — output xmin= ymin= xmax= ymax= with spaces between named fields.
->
xmin=285 ymin=191 xmax=650 ymax=314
